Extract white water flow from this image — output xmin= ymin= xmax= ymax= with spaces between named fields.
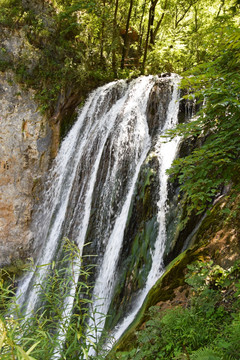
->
xmin=16 ymin=75 xmax=161 ymax=354
xmin=87 ymin=107 xmax=151 ymax=344
xmin=51 ymin=76 xmax=155 ymax=359
xmin=110 ymin=75 xmax=181 ymax=344
xmin=16 ymin=74 xmax=183 ymax=357
xmin=16 ymin=80 xmax=128 ymax=313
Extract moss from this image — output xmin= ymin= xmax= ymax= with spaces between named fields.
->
xmin=0 ymin=259 xmax=31 ymax=280
xmin=0 ymin=59 xmax=12 ymax=72
xmin=164 ymin=190 xmax=203 ymax=266
xmin=106 ymin=217 xmax=158 ymax=330
xmin=194 ymin=205 xmax=225 ymax=245
xmin=105 ymin=157 xmax=159 ymax=331
xmin=193 ymin=192 xmax=240 ymax=249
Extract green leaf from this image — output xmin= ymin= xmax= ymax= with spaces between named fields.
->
xmin=26 ymin=341 xmax=40 ymax=355
xmin=16 ymin=345 xmax=37 ymax=360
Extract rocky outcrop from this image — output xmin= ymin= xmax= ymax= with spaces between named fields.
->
xmin=0 ymin=70 xmax=55 ymax=266
xmin=109 ymin=194 xmax=240 ymax=355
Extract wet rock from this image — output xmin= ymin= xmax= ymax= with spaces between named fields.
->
xmin=105 ymin=152 xmax=161 ymax=331
xmin=146 ymin=78 xmax=172 ymax=138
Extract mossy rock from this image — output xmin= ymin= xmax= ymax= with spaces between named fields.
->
xmin=0 ymin=259 xmax=31 ymax=279
xmin=108 ymin=245 xmax=204 ymax=355
xmin=108 ymin=192 xmax=240 ymax=356
xmin=0 ymin=259 xmax=32 ymax=312
xmin=105 ymin=155 xmax=160 ymax=331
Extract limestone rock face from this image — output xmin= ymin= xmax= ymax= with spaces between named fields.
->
xmin=0 ymin=71 xmax=53 ymax=266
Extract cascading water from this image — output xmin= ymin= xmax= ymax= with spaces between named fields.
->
xmin=16 ymin=74 xmax=181 ymax=356
xmin=109 ymin=77 xmax=181 ymax=343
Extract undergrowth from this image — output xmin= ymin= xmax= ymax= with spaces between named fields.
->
xmin=111 ymin=259 xmax=240 ymax=360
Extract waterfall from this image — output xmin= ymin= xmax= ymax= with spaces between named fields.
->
xmin=16 ymin=74 xmax=181 ymax=356
xmin=109 ymin=76 xmax=181 ymax=344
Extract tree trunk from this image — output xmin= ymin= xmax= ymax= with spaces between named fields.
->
xmin=112 ymin=0 xmax=119 ymax=76
xmin=141 ymin=0 xmax=158 ymax=74
xmin=121 ymin=0 xmax=134 ymax=69
xmin=138 ymin=0 xmax=147 ymax=55
xmin=100 ymin=0 xmax=106 ymax=68
xmin=150 ymin=0 xmax=159 ymax=45
xmin=151 ymin=0 xmax=169 ymax=44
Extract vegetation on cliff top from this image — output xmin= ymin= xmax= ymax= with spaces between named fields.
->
xmin=0 ymin=0 xmax=239 ymax=114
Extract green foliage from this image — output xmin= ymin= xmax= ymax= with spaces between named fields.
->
xmin=190 ymin=347 xmax=221 ymax=360
xmin=112 ymin=260 xmax=240 ymax=360
xmin=0 ymin=0 xmax=22 ymax=27
xmin=0 ymin=238 xmax=107 ymax=359
xmin=0 ymin=0 xmax=116 ymax=114
xmin=0 ymin=44 xmax=12 ymax=71
xmin=143 ymin=0 xmax=239 ymax=74
xmin=167 ymin=25 xmax=240 ymax=221
xmin=190 ymin=312 xmax=240 ymax=360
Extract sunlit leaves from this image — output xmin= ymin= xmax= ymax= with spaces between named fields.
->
xmin=166 ymin=25 xmax=240 ymax=219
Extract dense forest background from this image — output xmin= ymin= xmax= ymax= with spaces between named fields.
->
xmin=1 ymin=0 xmax=239 ymax=107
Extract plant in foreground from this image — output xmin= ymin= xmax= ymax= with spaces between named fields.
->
xmin=0 ymin=238 xmax=108 ymax=359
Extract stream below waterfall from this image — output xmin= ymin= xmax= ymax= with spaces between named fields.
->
xmin=16 ymin=74 xmax=182 ymax=357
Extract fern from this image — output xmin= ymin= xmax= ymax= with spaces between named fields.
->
xmin=190 ymin=347 xmax=221 ymax=360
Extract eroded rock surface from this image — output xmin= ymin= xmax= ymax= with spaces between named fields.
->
xmin=0 ymin=71 xmax=53 ymax=266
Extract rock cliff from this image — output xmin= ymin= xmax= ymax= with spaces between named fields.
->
xmin=0 ymin=69 xmax=55 ymax=266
